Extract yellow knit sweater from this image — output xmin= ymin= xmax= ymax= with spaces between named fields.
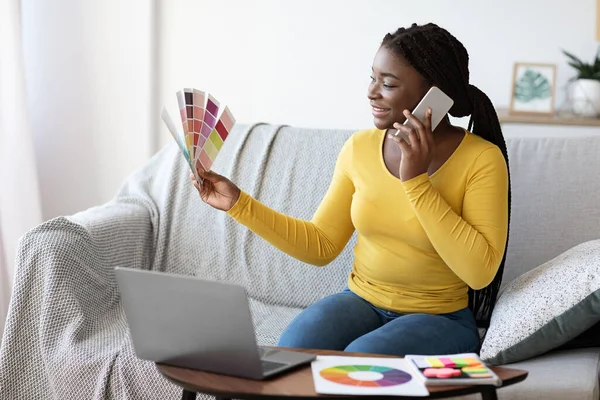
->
xmin=227 ymin=128 xmax=509 ymax=314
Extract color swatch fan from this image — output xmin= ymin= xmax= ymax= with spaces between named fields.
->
xmin=161 ymin=88 xmax=235 ymax=182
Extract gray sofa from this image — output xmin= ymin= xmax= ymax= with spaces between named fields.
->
xmin=1 ymin=123 xmax=599 ymax=399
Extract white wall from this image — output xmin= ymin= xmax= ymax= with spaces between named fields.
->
xmin=22 ymin=0 xmax=154 ymax=220
xmin=21 ymin=0 xmax=598 ymax=220
xmin=160 ymin=0 xmax=599 ymax=147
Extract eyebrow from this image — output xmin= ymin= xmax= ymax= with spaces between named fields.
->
xmin=371 ymin=68 xmax=399 ymax=80
xmin=381 ymin=72 xmax=399 ymax=79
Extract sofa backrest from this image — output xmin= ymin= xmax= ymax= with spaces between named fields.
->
xmin=502 ymin=131 xmax=600 ymax=286
xmin=145 ymin=123 xmax=600 ymax=308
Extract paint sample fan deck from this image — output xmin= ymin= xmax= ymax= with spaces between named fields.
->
xmin=161 ymin=88 xmax=236 ymax=182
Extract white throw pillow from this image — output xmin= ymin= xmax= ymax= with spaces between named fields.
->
xmin=480 ymin=239 xmax=600 ymax=365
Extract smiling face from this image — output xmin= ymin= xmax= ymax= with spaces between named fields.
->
xmin=368 ymin=46 xmax=430 ymax=130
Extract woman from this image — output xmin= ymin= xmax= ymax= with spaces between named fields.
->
xmin=191 ymin=23 xmax=510 ymax=356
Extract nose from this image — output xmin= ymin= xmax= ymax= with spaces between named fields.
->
xmin=367 ymin=82 xmax=380 ymax=101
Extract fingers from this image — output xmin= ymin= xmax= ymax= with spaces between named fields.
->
xmin=198 ymin=167 xmax=221 ymax=181
xmin=403 ymin=109 xmax=433 ymax=152
xmin=422 ymin=108 xmax=434 ymax=149
xmin=195 ymin=160 xmax=207 ymax=178
xmin=423 ymin=107 xmax=432 ymax=133
xmin=393 ymin=122 xmax=418 ymax=146
xmin=189 ymin=172 xmax=202 ymax=191
xmin=387 ymin=132 xmax=410 ymax=153
xmin=198 ymin=168 xmax=212 ymax=178
xmin=403 ymin=109 xmax=425 ymax=132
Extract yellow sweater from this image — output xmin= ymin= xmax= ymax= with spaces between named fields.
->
xmin=227 ymin=128 xmax=509 ymax=314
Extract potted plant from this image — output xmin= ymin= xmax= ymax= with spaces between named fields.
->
xmin=562 ymin=47 xmax=600 ymax=117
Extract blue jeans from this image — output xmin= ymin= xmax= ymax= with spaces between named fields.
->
xmin=278 ymin=288 xmax=480 ymax=356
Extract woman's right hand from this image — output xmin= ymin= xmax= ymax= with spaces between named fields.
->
xmin=190 ymin=169 xmax=241 ymax=212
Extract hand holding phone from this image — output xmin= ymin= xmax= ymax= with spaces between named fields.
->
xmin=395 ymin=86 xmax=454 ymax=141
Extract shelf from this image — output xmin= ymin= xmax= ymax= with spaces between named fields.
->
xmin=496 ymin=108 xmax=600 ymax=127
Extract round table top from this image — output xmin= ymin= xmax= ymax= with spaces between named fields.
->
xmin=156 ymin=348 xmax=528 ymax=400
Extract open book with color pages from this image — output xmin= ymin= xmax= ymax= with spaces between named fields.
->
xmin=405 ymin=353 xmax=502 ymax=387
xmin=161 ymin=88 xmax=236 ymax=184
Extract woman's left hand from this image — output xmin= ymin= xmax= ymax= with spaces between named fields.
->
xmin=388 ymin=108 xmax=435 ymax=182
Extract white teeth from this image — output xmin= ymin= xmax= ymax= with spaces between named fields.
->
xmin=373 ymin=107 xmax=387 ymax=112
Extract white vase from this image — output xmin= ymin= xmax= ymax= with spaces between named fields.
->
xmin=569 ymin=79 xmax=600 ymax=117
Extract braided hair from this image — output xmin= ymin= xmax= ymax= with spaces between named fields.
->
xmin=382 ymin=23 xmax=511 ymax=329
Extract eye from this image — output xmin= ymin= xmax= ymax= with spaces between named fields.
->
xmin=369 ymin=75 xmax=375 ymax=82
xmin=383 ymin=83 xmax=396 ymax=89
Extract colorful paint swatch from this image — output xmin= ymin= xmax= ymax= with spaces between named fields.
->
xmin=208 ymin=130 xmax=224 ymax=151
xmin=200 ymin=123 xmax=212 ymax=138
xmin=194 ymin=93 xmax=220 ymax=168
xmin=198 ymin=149 xmax=212 ymax=171
xmin=214 ymin=106 xmax=236 ymax=141
xmin=200 ymin=94 xmax=220 ymax=136
xmin=183 ymin=88 xmax=195 ymax=158
xmin=161 ymin=106 xmax=202 ymax=184
xmin=160 ymin=106 xmax=190 ymax=167
xmin=176 ymin=90 xmax=192 ymax=158
xmin=203 ymin=110 xmax=217 ymax=127
xmin=192 ymin=89 xmax=205 ymax=161
xmin=196 ymin=134 xmax=207 ymax=149
xmin=184 ymin=88 xmax=194 ymax=133
xmin=163 ymin=88 xmax=236 ymax=180
xmin=203 ymin=138 xmax=219 ymax=160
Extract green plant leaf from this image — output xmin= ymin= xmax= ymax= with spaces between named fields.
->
xmin=514 ymin=68 xmax=552 ymax=103
xmin=594 ymin=48 xmax=600 ymax=70
xmin=562 ymin=49 xmax=584 ymax=66
xmin=562 ymin=46 xmax=600 ymax=81
xmin=567 ymin=61 xmax=582 ymax=70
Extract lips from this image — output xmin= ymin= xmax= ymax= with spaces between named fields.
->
xmin=371 ymin=105 xmax=391 ymax=117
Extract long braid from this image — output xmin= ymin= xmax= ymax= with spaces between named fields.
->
xmin=382 ymin=23 xmax=512 ymax=329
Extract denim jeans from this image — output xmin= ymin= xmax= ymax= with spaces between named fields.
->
xmin=278 ymin=288 xmax=480 ymax=356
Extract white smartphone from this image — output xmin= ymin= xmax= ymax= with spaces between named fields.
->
xmin=395 ymin=86 xmax=454 ymax=140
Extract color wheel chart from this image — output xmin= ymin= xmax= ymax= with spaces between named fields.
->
xmin=162 ymin=88 xmax=236 ymax=182
xmin=311 ymin=356 xmax=428 ymax=396
xmin=320 ymin=364 xmax=412 ymax=387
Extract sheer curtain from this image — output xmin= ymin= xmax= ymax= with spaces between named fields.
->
xmin=0 ymin=0 xmax=42 ymax=341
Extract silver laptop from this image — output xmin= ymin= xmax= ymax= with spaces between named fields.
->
xmin=114 ymin=267 xmax=316 ymax=380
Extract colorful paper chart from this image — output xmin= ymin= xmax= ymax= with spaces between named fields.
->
xmin=311 ymin=356 xmax=428 ymax=396
xmin=162 ymin=88 xmax=236 ymax=182
xmin=320 ymin=365 xmax=412 ymax=387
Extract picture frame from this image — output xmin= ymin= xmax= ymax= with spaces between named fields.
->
xmin=509 ymin=63 xmax=557 ymax=116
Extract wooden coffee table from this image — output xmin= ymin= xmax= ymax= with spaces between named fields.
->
xmin=156 ymin=348 xmax=527 ymax=400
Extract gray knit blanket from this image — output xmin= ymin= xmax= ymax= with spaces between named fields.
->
xmin=0 ymin=123 xmax=356 ymax=399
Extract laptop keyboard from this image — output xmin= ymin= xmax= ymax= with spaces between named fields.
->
xmin=261 ymin=359 xmax=287 ymax=374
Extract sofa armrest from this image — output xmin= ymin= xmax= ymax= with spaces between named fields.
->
xmin=0 ymin=198 xmax=156 ymax=397
xmin=66 ymin=197 xmax=157 ymax=272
